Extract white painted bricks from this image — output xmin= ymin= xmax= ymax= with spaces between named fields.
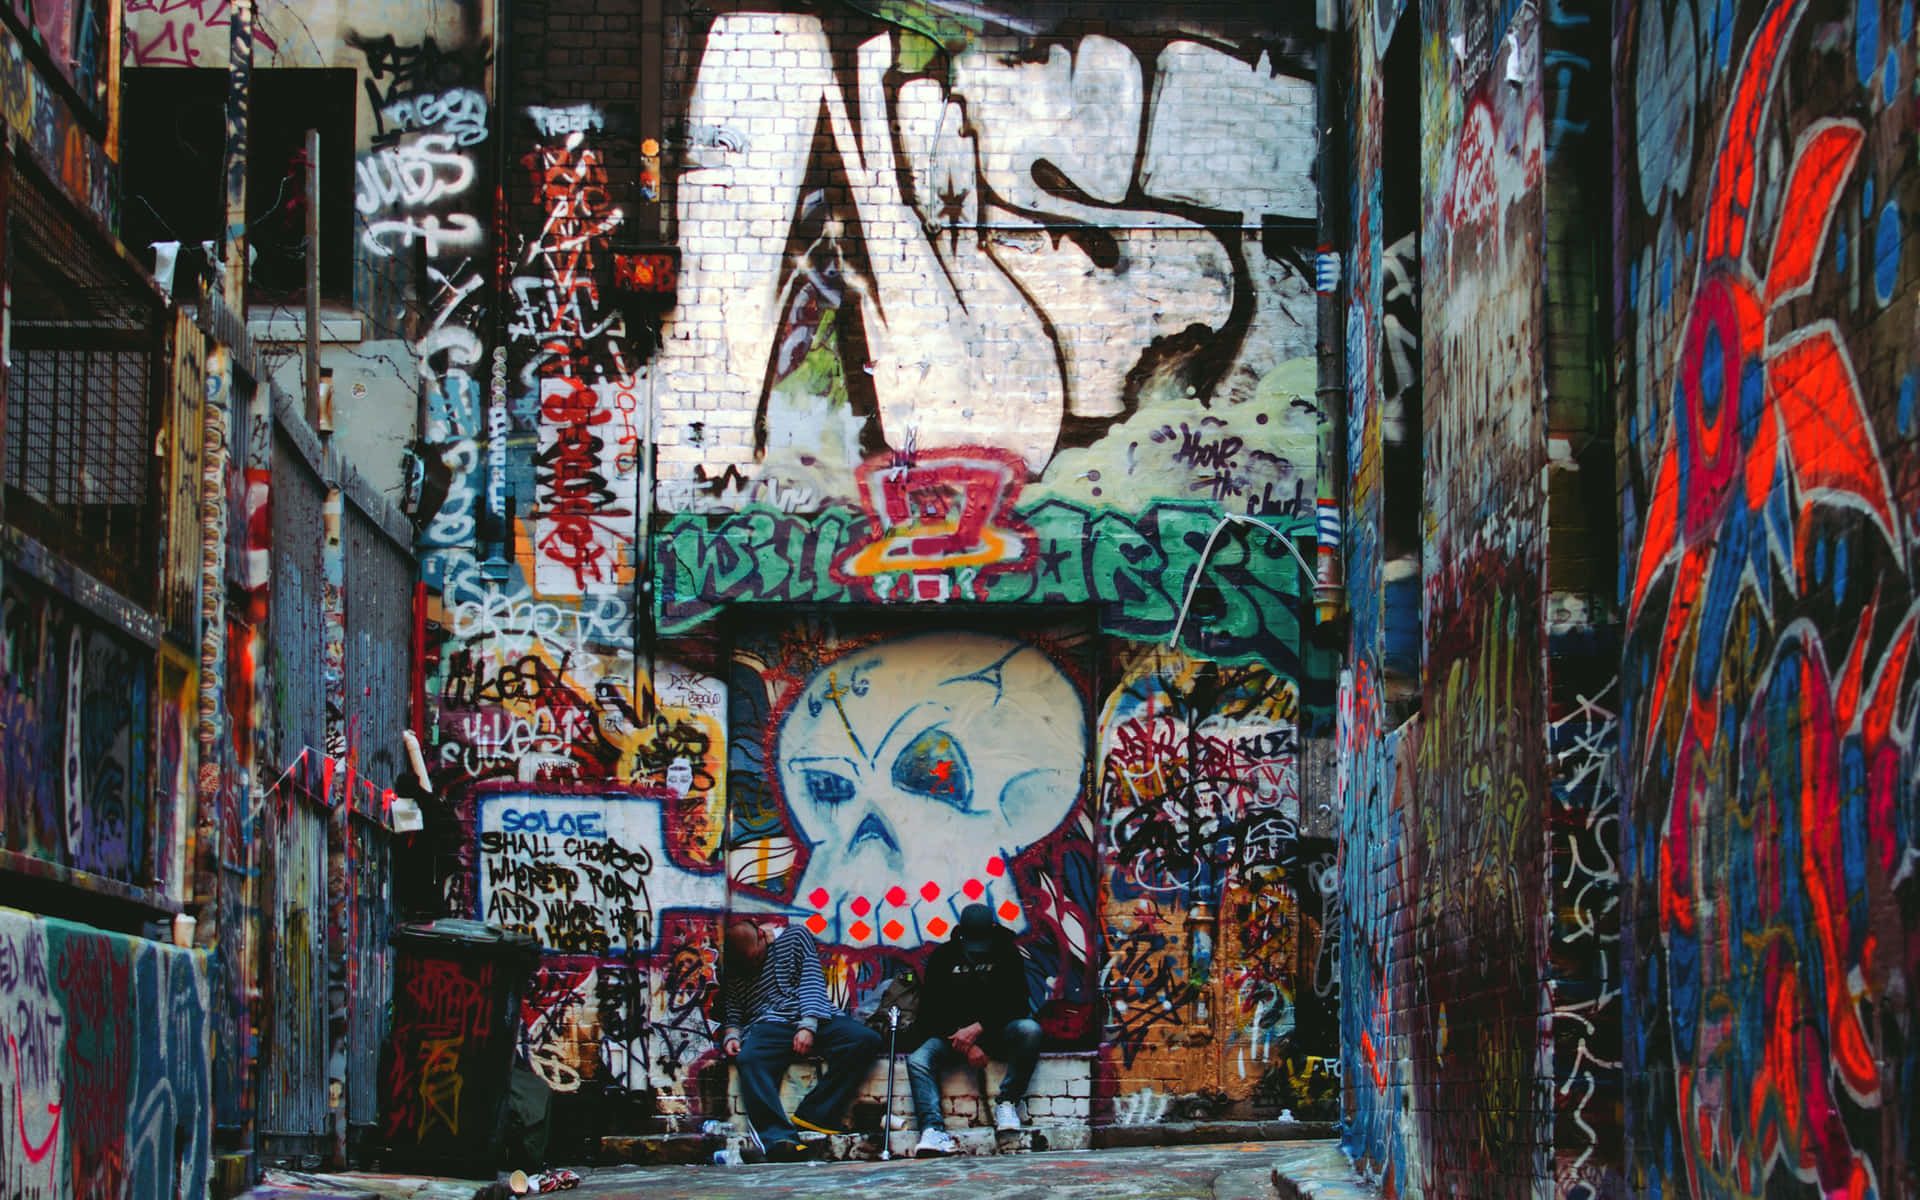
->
xmin=724 ymin=1052 xmax=1095 ymax=1130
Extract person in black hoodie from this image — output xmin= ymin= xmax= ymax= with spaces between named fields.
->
xmin=903 ymin=903 xmax=1041 ymax=1156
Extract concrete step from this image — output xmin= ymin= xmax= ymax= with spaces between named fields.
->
xmin=596 ymin=1117 xmax=1340 ymax=1165
xmin=1265 ymin=1141 xmax=1380 ymax=1200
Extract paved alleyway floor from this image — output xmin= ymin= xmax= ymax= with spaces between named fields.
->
xmin=247 ymin=1140 xmax=1376 ymax=1200
xmin=571 ymin=1140 xmax=1370 ymax=1200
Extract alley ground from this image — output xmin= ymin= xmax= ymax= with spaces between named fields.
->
xmin=573 ymin=1143 xmax=1336 ymax=1200
xmin=253 ymin=1142 xmax=1372 ymax=1200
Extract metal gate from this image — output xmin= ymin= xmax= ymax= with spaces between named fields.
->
xmin=341 ymin=480 xmax=413 ymax=1150
xmin=259 ymin=412 xmax=330 ymax=1163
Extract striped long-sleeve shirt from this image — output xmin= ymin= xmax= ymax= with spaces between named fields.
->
xmin=720 ymin=925 xmax=838 ymax=1038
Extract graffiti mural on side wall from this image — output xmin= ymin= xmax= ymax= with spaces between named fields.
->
xmin=1546 ymin=671 xmax=1623 ymax=1200
xmin=0 ymin=577 xmax=154 ymax=884
xmin=1340 ymin=710 xmax=1417 ymax=1193
xmin=1616 ymin=0 xmax=1920 ymax=1191
xmin=0 ymin=909 xmax=212 ymax=1200
xmin=1407 ymin=0 xmax=1553 ymax=1191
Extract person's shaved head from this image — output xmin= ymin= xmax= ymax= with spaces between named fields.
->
xmin=726 ymin=919 xmax=772 ymax=972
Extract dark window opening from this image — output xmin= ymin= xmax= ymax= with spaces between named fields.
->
xmin=120 ymin=68 xmax=357 ymax=304
xmin=3 ymin=339 xmax=157 ymax=599
xmin=1379 ymin=12 xmax=1422 ymax=718
xmin=4 ymin=160 xmax=165 ymax=604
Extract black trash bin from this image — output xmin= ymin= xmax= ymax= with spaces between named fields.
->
xmin=378 ymin=919 xmax=538 ymax=1176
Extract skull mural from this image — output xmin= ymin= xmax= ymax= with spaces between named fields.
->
xmin=766 ymin=631 xmax=1086 ymax=948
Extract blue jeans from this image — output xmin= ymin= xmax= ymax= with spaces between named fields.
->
xmin=735 ymin=1016 xmax=882 ymax=1151
xmin=904 ymin=1017 xmax=1043 ymax=1131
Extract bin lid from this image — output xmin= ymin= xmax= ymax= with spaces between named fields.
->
xmin=390 ymin=919 xmax=539 ymax=954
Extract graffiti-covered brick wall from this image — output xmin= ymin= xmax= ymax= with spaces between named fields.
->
xmin=1339 ymin=0 xmax=1562 ymax=1191
xmin=0 ymin=908 xmax=212 ymax=1199
xmin=1418 ymin=0 xmax=1552 ymax=1190
xmin=1614 ymin=0 xmax=1920 ymax=1191
xmin=1335 ymin=0 xmax=1404 ymax=1175
xmin=652 ymin=0 xmax=1338 ymax=1128
xmin=1099 ymin=647 xmax=1337 ymax=1122
xmin=401 ymin=0 xmax=1342 ymax=1137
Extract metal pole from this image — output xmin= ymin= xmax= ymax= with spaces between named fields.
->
xmin=220 ymin=0 xmax=252 ymax=314
xmin=305 ymin=128 xmax=324 ymax=432
xmin=880 ymin=1005 xmax=899 ymax=1159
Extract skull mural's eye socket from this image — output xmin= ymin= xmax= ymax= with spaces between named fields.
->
xmin=802 ymin=767 xmax=857 ymax=808
xmin=891 ymin=727 xmax=972 ymax=811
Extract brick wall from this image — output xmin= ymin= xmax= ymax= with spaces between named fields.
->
xmin=1613 ymin=0 xmax=1920 ymax=1192
xmin=1340 ymin=0 xmax=1558 ymax=1193
xmin=414 ymin=0 xmax=1343 ymax=1148
xmin=1341 ymin=0 xmax=1920 ymax=1192
xmin=724 ymin=1052 xmax=1097 ymax=1153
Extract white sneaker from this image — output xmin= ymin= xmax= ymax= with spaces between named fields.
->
xmin=914 ymin=1127 xmax=959 ymax=1157
xmin=993 ymin=1100 xmax=1022 ymax=1132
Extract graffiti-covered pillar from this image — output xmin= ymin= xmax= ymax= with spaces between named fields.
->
xmin=1614 ymin=0 xmax=1920 ymax=1192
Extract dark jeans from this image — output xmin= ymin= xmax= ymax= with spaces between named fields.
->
xmin=735 ymin=1015 xmax=882 ymax=1151
xmin=905 ymin=1017 xmax=1043 ymax=1131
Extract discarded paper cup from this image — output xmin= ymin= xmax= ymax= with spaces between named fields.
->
xmin=172 ymin=914 xmax=196 ymax=948
xmin=509 ymin=1170 xmax=580 ymax=1195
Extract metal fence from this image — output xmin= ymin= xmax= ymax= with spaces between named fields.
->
xmin=341 ymin=477 xmax=413 ymax=1143
xmin=268 ymin=419 xmax=327 ymax=770
xmin=258 ymin=411 xmax=331 ymax=1163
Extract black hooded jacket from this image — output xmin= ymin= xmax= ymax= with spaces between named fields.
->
xmin=909 ymin=926 xmax=1029 ymax=1045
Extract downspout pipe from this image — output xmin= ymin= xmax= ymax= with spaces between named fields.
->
xmin=1313 ymin=9 xmax=1349 ymax=630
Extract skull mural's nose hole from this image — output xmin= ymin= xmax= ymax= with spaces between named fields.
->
xmin=850 ymin=811 xmax=899 ymax=852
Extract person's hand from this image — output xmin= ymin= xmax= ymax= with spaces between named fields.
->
xmin=792 ymin=1028 xmax=815 ymax=1056
xmin=950 ymin=1022 xmax=984 ymax=1048
xmin=964 ymin=1043 xmax=989 ymax=1069
xmin=723 ymin=1036 xmax=742 ymax=1058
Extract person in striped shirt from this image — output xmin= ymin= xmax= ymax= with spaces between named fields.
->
xmin=721 ymin=918 xmax=882 ymax=1161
